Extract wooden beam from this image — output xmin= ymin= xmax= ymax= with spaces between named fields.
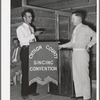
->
xmin=41 ymin=0 xmax=96 ymax=10
xmin=55 ymin=14 xmax=59 ymax=40
xmin=22 ymin=5 xmax=55 ymax=12
xmin=55 ymin=11 xmax=71 ymax=16
xmin=22 ymin=0 xmax=27 ymax=6
xmin=61 ymin=4 xmax=96 ymax=10
xmin=28 ymin=0 xmax=68 ymax=6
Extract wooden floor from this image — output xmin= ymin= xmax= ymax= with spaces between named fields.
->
xmin=11 ymin=83 xmax=96 ymax=100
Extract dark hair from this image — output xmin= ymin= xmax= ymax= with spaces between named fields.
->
xmin=21 ymin=9 xmax=34 ymax=21
xmin=13 ymin=38 xmax=19 ymax=43
xmin=72 ymin=11 xmax=84 ymax=20
xmin=72 ymin=12 xmax=84 ymax=20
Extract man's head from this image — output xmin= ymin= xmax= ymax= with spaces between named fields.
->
xmin=13 ymin=38 xmax=19 ymax=48
xmin=21 ymin=9 xmax=34 ymax=25
xmin=71 ymin=12 xmax=84 ymax=26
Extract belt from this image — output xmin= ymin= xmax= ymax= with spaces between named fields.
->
xmin=73 ymin=48 xmax=85 ymax=50
xmin=22 ymin=45 xmax=29 ymax=48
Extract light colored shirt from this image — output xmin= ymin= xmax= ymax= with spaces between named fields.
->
xmin=16 ymin=23 xmax=36 ymax=47
xmin=63 ymin=23 xmax=96 ymax=49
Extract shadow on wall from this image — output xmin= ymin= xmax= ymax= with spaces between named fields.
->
xmin=83 ymin=21 xmax=96 ymax=32
xmin=82 ymin=10 xmax=96 ymax=32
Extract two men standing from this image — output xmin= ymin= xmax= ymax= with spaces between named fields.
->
xmin=16 ymin=8 xmax=96 ymax=100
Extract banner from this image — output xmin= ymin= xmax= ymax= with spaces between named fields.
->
xmin=29 ymin=42 xmax=58 ymax=86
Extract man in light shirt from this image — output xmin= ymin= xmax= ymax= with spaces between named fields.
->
xmin=10 ymin=38 xmax=21 ymax=85
xmin=16 ymin=9 xmax=39 ymax=99
xmin=59 ymin=11 xmax=96 ymax=100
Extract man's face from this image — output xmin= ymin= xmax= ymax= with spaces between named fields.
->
xmin=13 ymin=40 xmax=19 ymax=48
xmin=71 ymin=14 xmax=81 ymax=26
xmin=24 ymin=12 xmax=32 ymax=24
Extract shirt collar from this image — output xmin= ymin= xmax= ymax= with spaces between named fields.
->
xmin=76 ymin=23 xmax=82 ymax=29
xmin=23 ymin=23 xmax=29 ymax=28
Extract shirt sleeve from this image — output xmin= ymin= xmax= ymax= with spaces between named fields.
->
xmin=62 ymin=39 xmax=73 ymax=48
xmin=16 ymin=27 xmax=35 ymax=44
xmin=87 ymin=27 xmax=96 ymax=48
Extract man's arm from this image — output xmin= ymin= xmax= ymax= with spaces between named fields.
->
xmin=59 ymin=40 xmax=73 ymax=49
xmin=87 ymin=27 xmax=96 ymax=49
xmin=16 ymin=27 xmax=35 ymax=44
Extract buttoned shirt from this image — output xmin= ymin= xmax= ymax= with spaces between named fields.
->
xmin=16 ymin=23 xmax=36 ymax=47
xmin=63 ymin=23 xmax=96 ymax=49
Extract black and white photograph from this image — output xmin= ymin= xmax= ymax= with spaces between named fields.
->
xmin=1 ymin=0 xmax=99 ymax=100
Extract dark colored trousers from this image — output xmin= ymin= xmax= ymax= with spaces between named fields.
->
xmin=20 ymin=46 xmax=37 ymax=96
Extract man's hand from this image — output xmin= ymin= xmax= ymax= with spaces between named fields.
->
xmin=86 ymin=46 xmax=90 ymax=52
xmin=59 ymin=45 xmax=63 ymax=50
xmin=32 ymin=38 xmax=36 ymax=42
xmin=34 ymin=31 xmax=43 ymax=36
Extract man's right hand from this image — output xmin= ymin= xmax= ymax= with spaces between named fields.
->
xmin=86 ymin=46 xmax=90 ymax=52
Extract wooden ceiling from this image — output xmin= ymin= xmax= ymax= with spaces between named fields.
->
xmin=11 ymin=0 xmax=96 ymax=13
xmin=27 ymin=0 xmax=74 ymax=9
xmin=27 ymin=0 xmax=96 ymax=12
xmin=28 ymin=0 xmax=70 ymax=6
xmin=11 ymin=0 xmax=73 ymax=9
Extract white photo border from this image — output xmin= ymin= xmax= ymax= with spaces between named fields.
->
xmin=1 ymin=0 xmax=99 ymax=100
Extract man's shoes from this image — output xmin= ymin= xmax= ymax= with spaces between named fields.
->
xmin=76 ymin=97 xmax=83 ymax=100
xmin=30 ymin=93 xmax=39 ymax=96
xmin=22 ymin=95 xmax=29 ymax=99
xmin=71 ymin=97 xmax=83 ymax=100
xmin=84 ymin=99 xmax=91 ymax=100
xmin=71 ymin=97 xmax=77 ymax=100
